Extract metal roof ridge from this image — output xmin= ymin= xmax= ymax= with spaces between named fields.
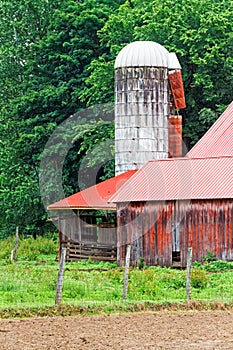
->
xmin=185 ymin=155 xmax=233 ymax=160
xmin=148 ymin=155 xmax=233 ymax=163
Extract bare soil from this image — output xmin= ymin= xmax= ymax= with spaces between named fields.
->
xmin=0 ymin=311 xmax=232 ymax=349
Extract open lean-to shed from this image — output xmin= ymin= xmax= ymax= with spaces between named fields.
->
xmin=48 ymin=170 xmax=136 ymax=261
xmin=110 ymin=101 xmax=233 ymax=267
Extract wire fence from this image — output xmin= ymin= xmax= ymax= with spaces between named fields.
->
xmin=0 ymin=247 xmax=233 ymax=312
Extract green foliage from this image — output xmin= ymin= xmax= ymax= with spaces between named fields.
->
xmin=0 ymin=0 xmax=232 ymax=237
xmin=83 ymin=0 xmax=147 ymax=105
xmin=17 ymin=236 xmax=57 ymax=260
xmin=137 ymin=257 xmax=145 ymax=269
xmin=203 ymin=251 xmax=217 ymax=263
xmin=0 ymin=263 xmax=58 ymax=307
xmin=73 ymin=117 xmax=115 ymax=183
xmin=0 ymin=235 xmax=57 ymax=261
xmin=0 ymin=242 xmax=232 ymax=311
xmin=126 ymin=267 xmax=187 ymax=300
xmin=0 ymin=0 xmax=122 ymax=236
xmin=67 ymin=258 xmax=117 ymax=270
xmin=191 ymin=267 xmax=209 ymax=289
xmin=86 ymin=0 xmax=233 ymax=143
xmin=0 ymin=236 xmax=16 ymax=260
xmin=194 ymin=260 xmax=233 ymax=273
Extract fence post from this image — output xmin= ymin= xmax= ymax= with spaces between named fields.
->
xmin=123 ymin=245 xmax=131 ymax=301
xmin=11 ymin=226 xmax=19 ymax=262
xmin=186 ymin=247 xmax=192 ymax=301
xmin=55 ymin=247 xmax=66 ymax=305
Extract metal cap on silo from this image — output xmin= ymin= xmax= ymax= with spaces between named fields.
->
xmin=168 ymin=52 xmax=182 ymax=70
xmin=114 ymin=41 xmax=169 ymax=68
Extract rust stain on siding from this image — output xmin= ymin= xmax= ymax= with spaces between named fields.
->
xmin=117 ymin=199 xmax=233 ymax=267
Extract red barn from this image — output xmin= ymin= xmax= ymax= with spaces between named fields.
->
xmin=110 ymin=102 xmax=233 ymax=266
xmin=48 ymin=40 xmax=232 ymax=266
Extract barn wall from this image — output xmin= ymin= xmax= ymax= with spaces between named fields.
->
xmin=117 ymin=199 xmax=233 ymax=267
xmin=180 ymin=199 xmax=233 ymax=265
xmin=117 ymin=201 xmax=173 ymax=267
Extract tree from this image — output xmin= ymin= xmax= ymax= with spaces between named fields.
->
xmin=0 ymin=0 xmax=59 ymax=104
xmin=0 ymin=0 xmax=59 ymax=238
xmin=84 ymin=0 xmax=233 ymax=145
xmin=1 ymin=0 xmax=232 ymax=238
xmin=0 ymin=0 xmax=123 ymax=238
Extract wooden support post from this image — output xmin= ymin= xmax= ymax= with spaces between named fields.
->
xmin=58 ymin=217 xmax=62 ymax=260
xmin=186 ymin=247 xmax=192 ymax=301
xmin=123 ymin=245 xmax=131 ymax=301
xmin=66 ymin=238 xmax=71 ymax=262
xmin=55 ymin=247 xmax=66 ymax=305
xmin=117 ymin=241 xmax=121 ymax=266
xmin=77 ymin=210 xmax=82 ymax=258
xmin=11 ymin=227 xmax=19 ymax=262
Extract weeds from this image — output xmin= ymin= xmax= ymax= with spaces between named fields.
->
xmin=0 ymin=236 xmax=233 ymax=317
xmin=193 ymin=260 xmax=233 ymax=272
xmin=191 ymin=267 xmax=209 ymax=288
xmin=203 ymin=251 xmax=217 ymax=262
xmin=0 ymin=234 xmax=57 ymax=262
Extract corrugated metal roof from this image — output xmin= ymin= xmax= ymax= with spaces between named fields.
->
xmin=47 ymin=170 xmax=137 ymax=210
xmin=187 ymin=101 xmax=233 ymax=158
xmin=109 ymin=157 xmax=233 ymax=202
xmin=114 ymin=41 xmax=169 ymax=69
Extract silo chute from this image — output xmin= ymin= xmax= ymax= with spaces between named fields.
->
xmin=168 ymin=53 xmax=186 ymax=110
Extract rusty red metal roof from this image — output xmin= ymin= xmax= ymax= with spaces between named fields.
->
xmin=109 ymin=156 xmax=233 ymax=202
xmin=48 ymin=170 xmax=137 ymax=210
xmin=187 ymin=101 xmax=233 ymax=158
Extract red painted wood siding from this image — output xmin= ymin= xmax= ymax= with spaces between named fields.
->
xmin=117 ymin=199 xmax=233 ymax=267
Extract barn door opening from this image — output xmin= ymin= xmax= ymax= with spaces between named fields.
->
xmin=172 ymin=202 xmax=180 ymax=263
xmin=172 ymin=226 xmax=180 ymax=262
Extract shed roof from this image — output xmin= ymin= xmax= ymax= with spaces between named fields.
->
xmin=109 ymin=156 xmax=233 ymax=202
xmin=47 ymin=170 xmax=137 ymax=211
xmin=187 ymin=101 xmax=233 ymax=158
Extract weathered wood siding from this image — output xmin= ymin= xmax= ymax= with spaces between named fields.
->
xmin=117 ymin=199 xmax=233 ymax=267
xmin=61 ymin=239 xmax=117 ymax=262
xmin=60 ymin=216 xmax=96 ymax=243
xmin=58 ymin=216 xmax=117 ymax=261
xmin=115 ymin=66 xmax=171 ymax=175
xmin=59 ymin=216 xmax=116 ymax=245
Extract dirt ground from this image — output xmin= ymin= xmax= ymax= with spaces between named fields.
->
xmin=0 ymin=311 xmax=233 ymax=349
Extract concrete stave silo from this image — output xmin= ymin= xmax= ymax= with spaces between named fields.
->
xmin=115 ymin=41 xmax=173 ymax=175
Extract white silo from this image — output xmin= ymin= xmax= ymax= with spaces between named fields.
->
xmin=115 ymin=41 xmax=172 ymax=175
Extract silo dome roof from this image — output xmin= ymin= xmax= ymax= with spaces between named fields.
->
xmin=114 ymin=41 xmax=169 ymax=69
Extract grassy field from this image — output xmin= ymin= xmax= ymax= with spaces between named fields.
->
xmin=0 ymin=236 xmax=233 ymax=318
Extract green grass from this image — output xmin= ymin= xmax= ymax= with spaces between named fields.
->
xmin=0 ymin=260 xmax=232 ymax=309
xmin=0 ymin=236 xmax=233 ymax=318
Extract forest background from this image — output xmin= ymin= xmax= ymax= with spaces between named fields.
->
xmin=0 ymin=0 xmax=232 ymax=239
